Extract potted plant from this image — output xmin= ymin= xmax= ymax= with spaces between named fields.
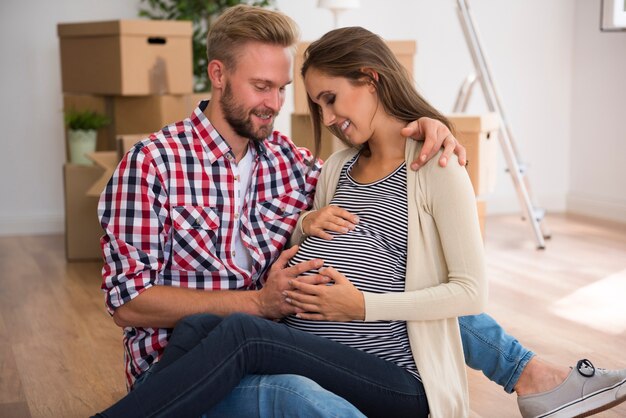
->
xmin=64 ymin=109 xmax=110 ymax=165
xmin=139 ymin=0 xmax=276 ymax=93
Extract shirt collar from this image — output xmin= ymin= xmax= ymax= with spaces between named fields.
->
xmin=190 ymin=100 xmax=268 ymax=164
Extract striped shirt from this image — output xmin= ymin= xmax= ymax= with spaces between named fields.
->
xmin=283 ymin=153 xmax=419 ymax=380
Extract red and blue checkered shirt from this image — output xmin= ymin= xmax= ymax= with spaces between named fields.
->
xmin=98 ymin=101 xmax=321 ymax=388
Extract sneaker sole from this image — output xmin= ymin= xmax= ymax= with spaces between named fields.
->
xmin=539 ymin=378 xmax=626 ymax=418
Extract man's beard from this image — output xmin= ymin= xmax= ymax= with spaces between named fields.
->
xmin=220 ymin=81 xmax=277 ymax=142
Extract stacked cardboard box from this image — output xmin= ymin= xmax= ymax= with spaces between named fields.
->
xmin=58 ymin=19 xmax=198 ymax=260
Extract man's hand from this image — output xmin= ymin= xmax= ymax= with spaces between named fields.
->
xmin=258 ymin=245 xmax=328 ymax=319
xmin=401 ymin=117 xmax=467 ymax=170
xmin=283 ymin=267 xmax=365 ymax=322
xmin=302 ymin=205 xmax=359 ymax=240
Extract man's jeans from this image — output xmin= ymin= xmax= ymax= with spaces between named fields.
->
xmin=137 ymin=370 xmax=365 ymax=418
xmin=130 ymin=312 xmax=532 ymax=417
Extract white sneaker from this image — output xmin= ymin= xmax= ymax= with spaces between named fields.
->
xmin=517 ymin=359 xmax=626 ymax=418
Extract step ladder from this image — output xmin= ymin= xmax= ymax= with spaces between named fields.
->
xmin=454 ymin=0 xmax=551 ymax=249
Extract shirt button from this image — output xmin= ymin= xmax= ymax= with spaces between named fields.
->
xmin=231 ymin=251 xmax=236 ymax=257
xmin=194 ymin=218 xmax=201 ymax=226
xmin=235 ymin=175 xmax=240 ymax=182
xmin=234 ymin=212 xmax=239 ymax=219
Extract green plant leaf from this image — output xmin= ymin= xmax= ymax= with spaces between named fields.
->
xmin=64 ymin=110 xmax=111 ymax=130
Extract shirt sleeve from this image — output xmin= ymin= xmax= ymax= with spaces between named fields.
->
xmin=98 ymin=146 xmax=170 ymax=315
xmin=289 ymin=147 xmax=323 ymax=246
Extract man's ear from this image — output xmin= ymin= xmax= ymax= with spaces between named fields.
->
xmin=208 ymin=60 xmax=226 ymax=89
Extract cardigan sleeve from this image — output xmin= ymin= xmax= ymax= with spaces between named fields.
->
xmin=363 ymin=153 xmax=487 ymax=321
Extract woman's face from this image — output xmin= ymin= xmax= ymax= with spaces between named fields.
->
xmin=303 ymin=67 xmax=380 ymax=146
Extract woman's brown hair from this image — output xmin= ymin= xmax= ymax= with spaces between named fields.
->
xmin=301 ymin=26 xmax=451 ymax=159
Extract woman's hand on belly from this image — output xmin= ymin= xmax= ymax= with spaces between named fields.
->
xmin=302 ymin=205 xmax=359 ymax=240
xmin=283 ymin=266 xmax=365 ymax=322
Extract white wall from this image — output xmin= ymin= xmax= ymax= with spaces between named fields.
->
xmin=0 ymin=0 xmax=141 ymax=235
xmin=567 ymin=0 xmax=626 ymax=223
xmin=0 ymin=0 xmax=621 ymax=236
xmin=276 ymin=0 xmax=575 ymax=216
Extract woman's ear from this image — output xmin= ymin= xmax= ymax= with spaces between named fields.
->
xmin=361 ymin=67 xmax=379 ymax=80
xmin=208 ymin=60 xmax=225 ymax=89
xmin=360 ymin=67 xmax=379 ymax=92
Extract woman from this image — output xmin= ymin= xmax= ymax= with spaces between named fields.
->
xmin=93 ymin=26 xmax=486 ymax=418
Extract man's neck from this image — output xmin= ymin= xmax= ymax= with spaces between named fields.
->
xmin=204 ymin=99 xmax=250 ymax=163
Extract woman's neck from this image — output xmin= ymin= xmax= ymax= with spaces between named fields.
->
xmin=350 ymin=115 xmax=407 ymax=184
xmin=365 ymin=115 xmax=407 ymax=163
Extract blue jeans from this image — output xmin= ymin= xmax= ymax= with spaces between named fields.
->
xmin=459 ymin=313 xmax=535 ymax=393
xmin=111 ymin=312 xmax=532 ymax=417
xmin=97 ymin=313 xmax=428 ymax=418
xmin=136 ymin=370 xmax=364 ymax=418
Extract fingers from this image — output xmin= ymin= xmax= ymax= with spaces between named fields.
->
xmin=271 ymin=245 xmax=299 ymax=270
xmin=439 ymin=134 xmax=456 ymax=167
xmin=409 ymin=119 xmax=442 ymax=170
xmin=284 ymin=257 xmax=324 ymax=277
xmin=331 ymin=206 xmax=360 ymax=226
xmin=400 ymin=120 xmax=420 ymax=139
xmin=306 ymin=205 xmax=359 ymax=239
xmin=295 ymin=274 xmax=331 ymax=286
xmin=319 ymin=266 xmax=346 ymax=283
xmin=455 ymin=141 xmax=467 ymax=166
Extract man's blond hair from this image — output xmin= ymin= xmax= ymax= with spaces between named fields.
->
xmin=207 ymin=4 xmax=300 ymax=70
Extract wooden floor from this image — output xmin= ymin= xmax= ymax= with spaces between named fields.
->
xmin=0 ymin=214 xmax=624 ymax=418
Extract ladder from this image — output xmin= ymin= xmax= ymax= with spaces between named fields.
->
xmin=454 ymin=0 xmax=551 ymax=249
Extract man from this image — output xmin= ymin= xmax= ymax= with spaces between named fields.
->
xmin=99 ymin=5 xmax=625 ymax=417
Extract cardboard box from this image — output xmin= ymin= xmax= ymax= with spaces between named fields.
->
xmin=447 ymin=113 xmax=499 ymax=196
xmin=112 ymin=94 xmax=206 ymax=134
xmin=291 ymin=113 xmax=346 ymax=161
xmin=64 ymin=164 xmax=105 ymax=261
xmin=63 ymin=93 xmax=208 ymax=161
xmin=58 ymin=20 xmax=193 ymax=95
xmin=293 ymin=40 xmax=416 ymax=114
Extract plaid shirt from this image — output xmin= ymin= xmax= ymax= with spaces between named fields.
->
xmin=98 ymin=101 xmax=321 ymax=388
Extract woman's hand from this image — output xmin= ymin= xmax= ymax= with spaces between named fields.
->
xmin=302 ymin=205 xmax=359 ymax=240
xmin=283 ymin=267 xmax=365 ymax=321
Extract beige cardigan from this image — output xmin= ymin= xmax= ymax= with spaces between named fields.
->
xmin=291 ymin=139 xmax=487 ymax=417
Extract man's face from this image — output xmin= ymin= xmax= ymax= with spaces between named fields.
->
xmin=219 ymin=42 xmax=293 ymax=142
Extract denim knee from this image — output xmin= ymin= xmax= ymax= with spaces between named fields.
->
xmin=220 ymin=313 xmax=267 ymax=338
xmin=175 ymin=313 xmax=224 ymax=338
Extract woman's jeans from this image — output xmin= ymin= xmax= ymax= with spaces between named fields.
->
xmin=97 ymin=313 xmax=429 ymax=418
xmin=459 ymin=313 xmax=535 ymax=393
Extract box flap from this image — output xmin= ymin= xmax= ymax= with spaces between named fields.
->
xmin=85 ymin=151 xmax=119 ymax=197
xmin=58 ymin=19 xmax=192 ymax=38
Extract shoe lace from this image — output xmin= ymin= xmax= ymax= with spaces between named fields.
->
xmin=577 ymin=359 xmax=596 ymax=377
